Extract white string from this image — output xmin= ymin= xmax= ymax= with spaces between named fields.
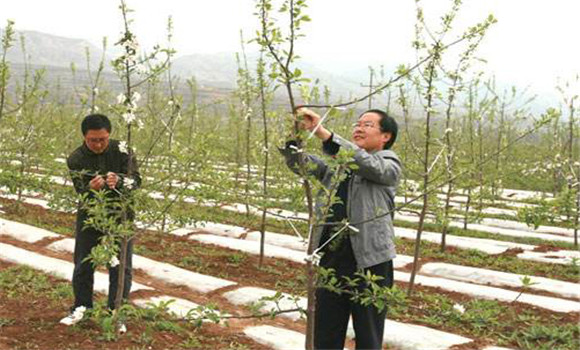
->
xmin=284 ymin=216 xmax=306 ymax=242
xmin=312 ymin=222 xmax=350 ymax=256
xmin=306 ymin=106 xmax=345 ymax=140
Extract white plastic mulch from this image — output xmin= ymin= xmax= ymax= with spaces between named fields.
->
xmin=395 ymin=211 xmax=574 ymax=244
xmin=188 ymin=221 xmax=248 ymax=237
xmin=48 ymin=238 xmax=237 ymax=294
xmin=480 ymin=217 xmax=576 ymax=237
xmin=223 ymin=286 xmax=306 ymax=322
xmin=133 ymin=295 xmax=228 ymax=321
xmin=394 ymin=271 xmax=580 ymax=313
xmin=244 ymin=230 xmax=308 ymax=251
xmin=0 ymin=242 xmax=152 ymax=293
xmin=225 ymin=286 xmax=475 ymax=350
xmin=451 ymin=221 xmax=576 ymax=244
xmin=0 ymin=192 xmax=52 ymax=210
xmin=380 ymin=319 xmax=472 ymax=350
xmin=133 ymin=295 xmax=201 ymax=319
xmin=244 ymin=326 xmax=307 ymax=350
xmin=420 ymin=262 xmax=580 ymax=299
xmin=221 ymin=202 xmax=309 ymax=221
xmin=0 ymin=217 xmax=61 ymax=243
xmin=517 ymin=250 xmax=580 ymax=266
xmin=189 ymin=234 xmax=307 ymax=264
xmin=394 ymin=226 xmax=535 ymax=254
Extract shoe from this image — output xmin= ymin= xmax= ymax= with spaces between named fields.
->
xmin=118 ymin=322 xmax=127 ymax=334
xmin=59 ymin=306 xmax=87 ymax=326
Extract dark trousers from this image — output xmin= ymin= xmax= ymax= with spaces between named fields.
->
xmin=72 ymin=227 xmax=133 ymax=310
xmin=314 ymin=260 xmax=393 ymax=350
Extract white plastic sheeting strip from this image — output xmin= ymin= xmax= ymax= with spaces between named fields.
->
xmin=223 ymin=286 xmax=306 ymax=321
xmin=394 ymin=271 xmax=580 ymax=313
xmin=395 ymin=226 xmax=535 ymax=254
xmin=420 ymin=262 xmax=580 ymax=299
xmin=48 ymin=238 xmax=237 ymax=294
xmin=189 ymin=234 xmax=307 ymax=264
xmin=133 ymin=295 xmax=228 ymax=321
xmin=188 ymin=221 xmax=248 ymax=237
xmin=480 ymin=217 xmax=576 ymax=237
xmin=0 ymin=242 xmax=152 ymax=293
xmin=450 ymin=221 xmax=576 ymax=244
xmin=244 ymin=326 xmax=307 ymax=350
xmin=133 ymin=295 xmax=201 ymax=319
xmin=245 ymin=230 xmax=308 ymax=252
xmin=518 ymin=250 xmax=580 ymax=266
xmin=227 ymin=286 xmax=474 ymax=350
xmin=378 ymin=319 xmax=472 ymax=350
xmin=0 ymin=217 xmax=61 ymax=243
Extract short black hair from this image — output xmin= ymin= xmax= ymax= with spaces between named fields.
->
xmin=360 ymin=109 xmax=398 ymax=150
xmin=81 ymin=114 xmax=111 ymax=135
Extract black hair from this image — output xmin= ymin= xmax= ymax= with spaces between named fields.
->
xmin=81 ymin=114 xmax=112 ymax=135
xmin=360 ymin=109 xmax=398 ymax=150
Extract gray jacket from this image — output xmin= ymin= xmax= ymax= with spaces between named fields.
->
xmin=281 ymin=133 xmax=402 ymax=269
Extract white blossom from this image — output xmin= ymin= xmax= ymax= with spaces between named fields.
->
xmin=117 ymin=93 xmax=126 ymax=105
xmin=118 ymin=141 xmax=128 ymax=154
xmin=109 ymin=256 xmax=120 ymax=268
xmin=124 ymin=177 xmax=136 ymax=190
xmin=453 ymin=303 xmax=465 ymax=314
xmin=132 ymin=91 xmax=141 ymax=104
xmin=123 ymin=36 xmax=139 ymax=52
xmin=135 ymin=63 xmax=147 ymax=75
xmin=445 ymin=128 xmax=453 ymax=134
xmin=93 ymin=87 xmax=99 ymax=95
xmin=122 ymin=112 xmax=136 ymax=124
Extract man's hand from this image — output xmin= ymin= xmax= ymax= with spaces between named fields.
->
xmin=89 ymin=175 xmax=105 ymax=190
xmin=106 ymin=172 xmax=119 ymax=189
xmin=297 ymin=107 xmax=332 ymax=141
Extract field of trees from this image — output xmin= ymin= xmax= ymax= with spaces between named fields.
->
xmin=0 ymin=0 xmax=578 ymax=349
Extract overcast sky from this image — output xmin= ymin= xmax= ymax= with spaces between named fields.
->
xmin=1 ymin=0 xmax=579 ymax=109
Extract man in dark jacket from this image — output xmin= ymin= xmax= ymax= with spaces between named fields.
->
xmin=281 ymin=108 xmax=401 ymax=349
xmin=60 ymin=114 xmax=141 ymax=326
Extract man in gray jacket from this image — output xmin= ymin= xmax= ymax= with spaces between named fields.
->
xmin=282 ymin=108 xmax=401 ymax=349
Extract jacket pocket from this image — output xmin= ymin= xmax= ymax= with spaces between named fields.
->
xmin=370 ymin=219 xmax=390 ymax=250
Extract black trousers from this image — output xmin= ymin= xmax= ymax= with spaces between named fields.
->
xmin=72 ymin=226 xmax=133 ymax=310
xmin=314 ymin=260 xmax=393 ymax=350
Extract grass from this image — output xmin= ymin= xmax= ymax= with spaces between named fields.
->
xmin=2 ymin=199 xmax=579 ymax=349
xmin=385 ymin=285 xmax=580 ymax=350
xmin=0 ymin=265 xmax=73 ymax=303
xmin=0 ymin=263 xmax=265 ymax=349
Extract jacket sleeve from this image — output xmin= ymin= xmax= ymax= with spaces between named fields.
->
xmin=278 ymin=140 xmax=329 ymax=182
xmin=330 ymin=133 xmax=402 ymax=186
xmin=67 ymin=153 xmax=92 ymax=195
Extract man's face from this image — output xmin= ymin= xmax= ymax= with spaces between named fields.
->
xmin=84 ymin=129 xmax=110 ymax=154
xmin=351 ymin=112 xmax=391 ymax=152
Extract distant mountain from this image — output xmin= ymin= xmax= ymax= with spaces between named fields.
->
xmin=172 ymin=52 xmax=370 ymax=101
xmin=12 ymin=29 xmax=552 ymax=115
xmin=0 ymin=29 xmax=372 ymax=102
xmin=2 ymin=29 xmax=105 ymax=70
